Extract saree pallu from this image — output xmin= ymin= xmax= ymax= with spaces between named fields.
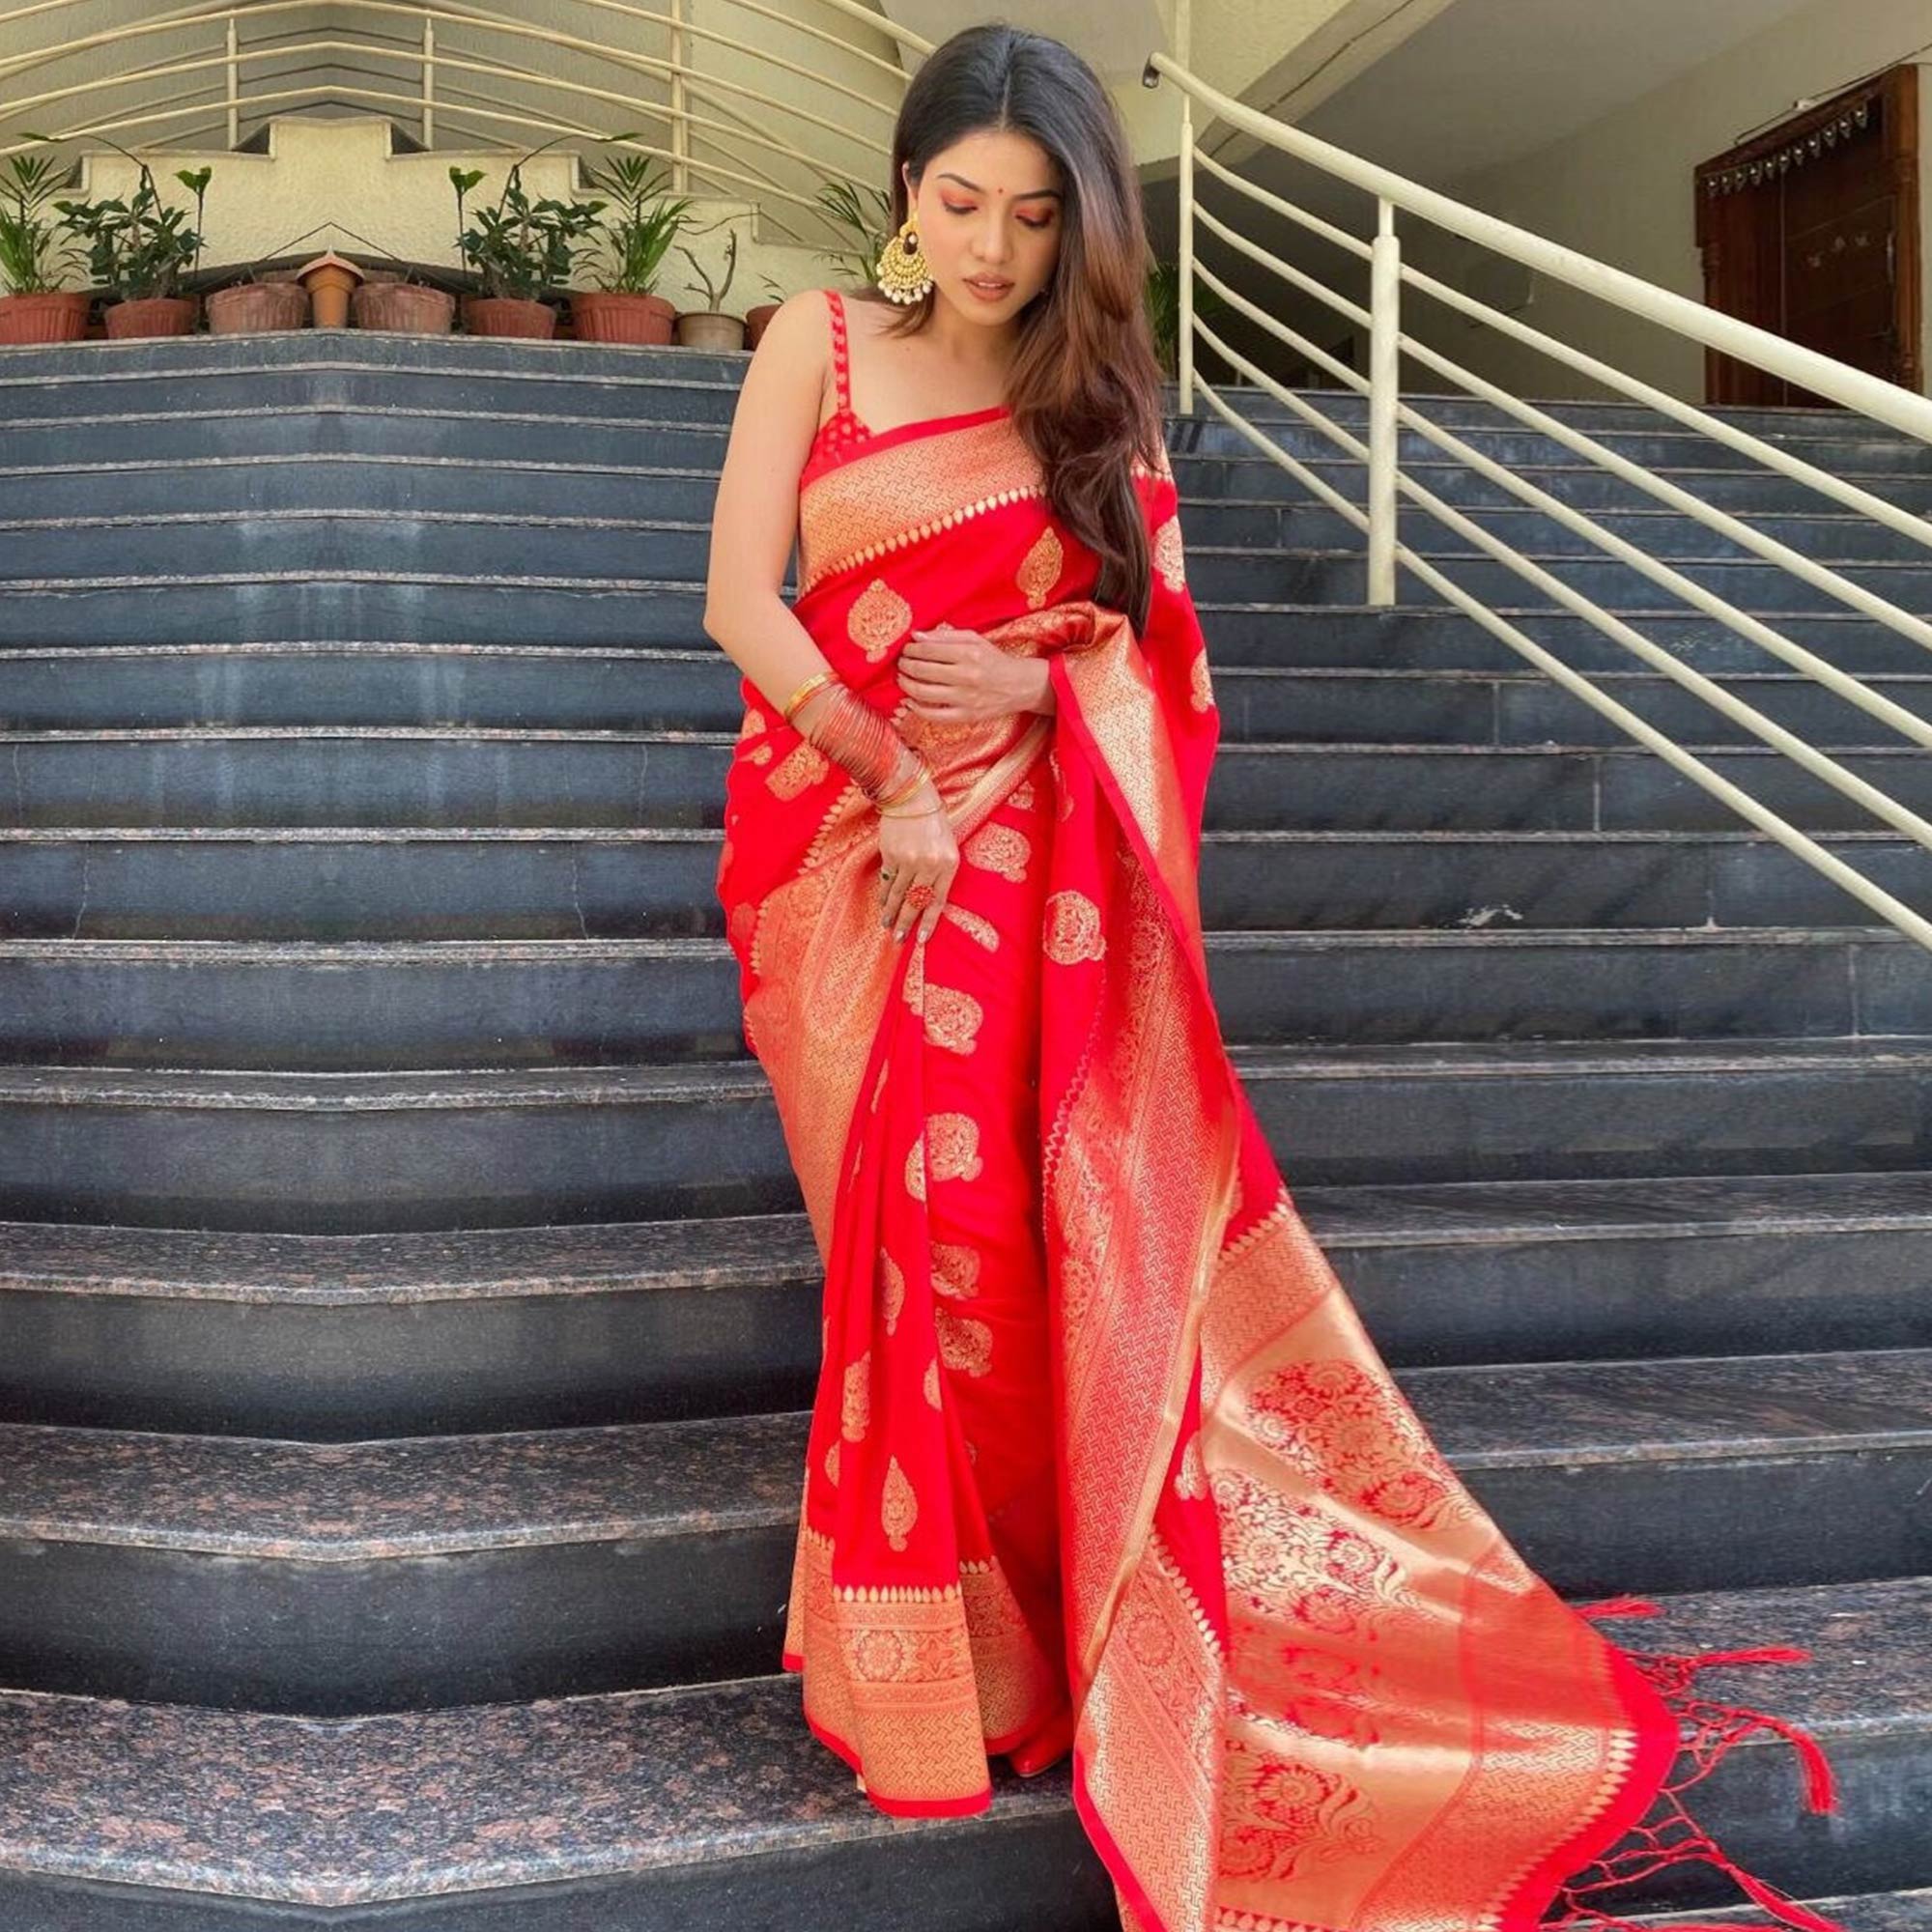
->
xmin=715 ymin=406 xmax=1849 ymax=1932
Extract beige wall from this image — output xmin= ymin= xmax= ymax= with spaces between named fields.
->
xmin=1405 ymin=0 xmax=1932 ymax=402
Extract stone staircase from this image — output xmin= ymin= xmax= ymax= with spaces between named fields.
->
xmin=0 ymin=329 xmax=1926 ymax=1929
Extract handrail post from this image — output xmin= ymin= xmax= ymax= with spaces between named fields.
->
xmin=225 ymin=13 xmax=239 ymax=151
xmin=421 ymin=16 xmax=435 ymax=148
xmin=670 ymin=0 xmax=688 ymax=194
xmin=1367 ymin=195 xmax=1400 ymax=607
xmin=1176 ymin=0 xmax=1195 ymax=414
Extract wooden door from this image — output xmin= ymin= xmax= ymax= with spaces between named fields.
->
xmin=1695 ymin=65 xmax=1920 ymax=405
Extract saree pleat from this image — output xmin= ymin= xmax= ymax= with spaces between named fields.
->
xmin=715 ymin=343 xmax=1852 ymax=1932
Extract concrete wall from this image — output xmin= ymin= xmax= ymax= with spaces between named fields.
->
xmin=1404 ymin=0 xmax=1932 ymax=402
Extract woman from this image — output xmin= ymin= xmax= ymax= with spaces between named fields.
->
xmin=704 ymin=25 xmax=1848 ymax=1932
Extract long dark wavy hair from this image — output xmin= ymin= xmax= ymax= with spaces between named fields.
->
xmin=852 ymin=23 xmax=1168 ymax=636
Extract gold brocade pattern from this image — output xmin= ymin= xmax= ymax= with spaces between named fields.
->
xmin=923 ymin=981 xmax=984 ymax=1055
xmin=784 ymin=1522 xmax=1065 ymax=1804
xmin=1190 ymin=647 xmax=1216 ymax=713
xmin=882 ymin=1455 xmax=918 ymax=1550
xmin=932 ymin=1239 xmax=980 ymax=1298
xmin=1017 ymin=523 xmax=1065 ymax=609
xmin=878 ymin=1247 xmax=905 ymax=1335
xmin=925 ymin=1110 xmax=984 ymax=1184
xmin=936 ymin=1305 xmax=994 ymax=1377
xmin=847 ymin=579 xmax=914 ymax=661
xmin=1153 ymin=512 xmax=1187 ymax=592
xmin=766 ymin=738 xmax=830 ymax=800
xmin=1075 ymin=1527 xmax=1224 ymax=1929
xmin=943 ymin=904 xmax=1000 ymax=951
xmin=962 ymin=821 xmax=1031 ymax=881
xmin=1043 ymin=888 xmax=1106 ymax=965
xmin=797 ymin=415 xmax=1050 ymax=593
xmin=841 ymin=1350 xmax=870 ymax=1441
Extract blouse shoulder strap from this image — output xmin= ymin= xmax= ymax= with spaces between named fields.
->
xmin=823 ymin=288 xmax=852 ymax=415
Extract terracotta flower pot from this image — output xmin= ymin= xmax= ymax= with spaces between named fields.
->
xmin=674 ymin=310 xmax=746 ymax=352
xmin=744 ymin=301 xmax=781 ymax=349
xmin=104 ymin=295 xmax=200 ymax=338
xmin=462 ymin=295 xmax=556 ymax=338
xmin=296 ymin=252 xmax=363 ymax=328
xmin=570 ymin=290 xmax=675 ymax=345
xmin=353 ymin=282 xmax=456 ymax=334
xmin=205 ymin=281 xmax=310 ymax=334
xmin=0 ymin=290 xmax=94 ymax=345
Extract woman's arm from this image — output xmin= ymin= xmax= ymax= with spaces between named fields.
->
xmin=700 ymin=293 xmax=861 ymax=720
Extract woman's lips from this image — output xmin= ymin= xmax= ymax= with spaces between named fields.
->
xmin=964 ymin=277 xmax=1012 ymax=300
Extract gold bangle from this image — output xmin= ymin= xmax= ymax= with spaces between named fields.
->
xmin=781 ymin=669 xmax=838 ymax=722
xmin=873 ymin=764 xmax=929 ymax=811
xmin=880 ymin=799 xmax=945 ymax=817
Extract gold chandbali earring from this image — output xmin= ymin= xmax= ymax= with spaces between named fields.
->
xmin=876 ymin=211 xmax=934 ymax=304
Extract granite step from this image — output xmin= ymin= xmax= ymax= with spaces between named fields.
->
xmin=3 ymin=729 xmax=1931 ymax=834
xmin=0 ymin=1041 xmax=1927 ymax=1232
xmin=0 ymin=1350 xmax=1925 ymax=1710
xmin=0 ymin=926 xmax=1921 ymax=1070
xmin=0 ymin=825 xmax=1926 ymax=941
xmin=3 ymin=1175 xmax=1927 ymax=1437
xmin=0 ymin=1573 xmax=1915 ymax=1925
xmin=1172 ymin=449 xmax=1932 ymax=516
xmin=0 ymin=327 xmax=1893 ymax=443
xmin=1 ymin=638 xmax=1928 ymax=752
xmin=1168 ymin=605 xmax=1932 ymax=678
xmin=7 ymin=453 xmax=1931 ymax=568
xmin=9 ymin=511 xmax=1932 ymax=618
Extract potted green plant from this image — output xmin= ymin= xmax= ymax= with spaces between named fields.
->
xmin=47 ymin=135 xmax=210 ymax=338
xmin=672 ymin=227 xmax=741 ymax=350
xmin=745 ymin=271 xmax=786 ymax=349
xmin=573 ymin=146 xmax=694 ymax=345
xmin=813 ymin=179 xmax=893 ymax=288
xmin=1145 ymin=260 xmax=1233 ymax=382
xmin=450 ymin=140 xmax=608 ymax=339
xmin=0 ymin=150 xmax=92 ymax=344
xmin=205 ymin=261 xmax=308 ymax=334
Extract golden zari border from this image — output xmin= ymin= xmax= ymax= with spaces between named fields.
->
xmin=797 ymin=416 xmax=1051 ymax=594
xmin=784 ymin=1519 xmax=1065 ymax=1810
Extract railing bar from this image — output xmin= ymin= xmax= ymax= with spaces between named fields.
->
xmin=1392 ymin=255 xmax=1932 ymax=542
xmin=0 ymin=2 xmax=903 ymax=143
xmin=1193 ymin=145 xmax=1372 ymax=261
xmin=1151 ymin=50 xmax=1932 ymax=440
xmin=1402 ymin=547 xmax=1932 ymax=953
xmin=1192 ymin=377 xmax=1375 ymax=522
xmin=0 ymin=0 xmax=915 ymax=98
xmin=1199 ymin=135 xmax=1932 ymax=534
xmin=1198 ymin=261 xmax=1383 ymax=396
xmin=1388 ymin=394 xmax=1932 ymax=745
xmin=1380 ymin=331 xmax=1932 ymax=663
xmin=1182 ymin=212 xmax=1932 ymax=680
xmin=1194 ymin=204 xmax=1370 ymax=329
xmin=1193 ymin=315 xmax=1932 ymax=857
xmin=1191 ymin=252 xmax=1932 ymax=733
xmin=0 ymin=49 xmax=891 ymax=191
xmin=11 ymin=82 xmax=853 ymax=227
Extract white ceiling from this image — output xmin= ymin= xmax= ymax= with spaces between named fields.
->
xmin=1289 ymin=0 xmax=1827 ymax=187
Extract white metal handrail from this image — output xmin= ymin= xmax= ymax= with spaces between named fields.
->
xmin=0 ymin=0 xmax=919 ymax=248
xmin=1144 ymin=12 xmax=1932 ymax=957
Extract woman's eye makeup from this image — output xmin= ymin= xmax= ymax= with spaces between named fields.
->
xmin=941 ymin=201 xmax=1053 ymax=229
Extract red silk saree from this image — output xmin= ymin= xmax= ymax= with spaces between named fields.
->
xmin=714 ymin=324 xmax=1848 ymax=1932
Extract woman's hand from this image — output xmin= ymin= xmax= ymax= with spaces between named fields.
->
xmin=897 ymin=625 xmax=1051 ymax=722
xmin=877 ymin=770 xmax=958 ymax=947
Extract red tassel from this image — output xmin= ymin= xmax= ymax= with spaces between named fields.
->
xmin=1542 ymin=1599 xmax=1850 ymax=1932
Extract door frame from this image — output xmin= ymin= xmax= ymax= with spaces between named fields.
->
xmin=1694 ymin=63 xmax=1921 ymax=402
